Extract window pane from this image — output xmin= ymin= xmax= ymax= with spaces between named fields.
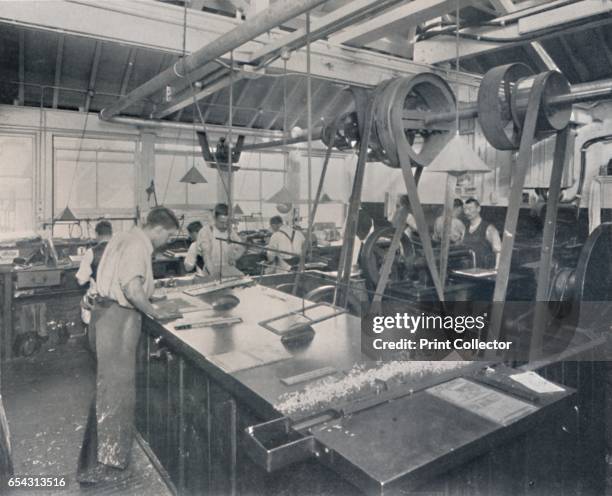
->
xmin=0 ymin=135 xmax=34 ymax=233
xmin=98 ymin=162 xmax=135 ymax=209
xmin=155 ymin=154 xmax=188 ymax=205
xmin=55 ymin=161 xmax=96 ymax=210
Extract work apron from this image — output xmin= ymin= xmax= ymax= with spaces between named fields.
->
xmin=77 ymin=300 xmax=142 ymax=474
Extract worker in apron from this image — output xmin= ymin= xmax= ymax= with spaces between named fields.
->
xmin=266 ymin=215 xmax=305 ymax=274
xmin=76 ymin=207 xmax=180 ymax=485
xmin=194 ymin=203 xmax=246 ymax=279
xmin=76 ymin=220 xmax=113 ymax=352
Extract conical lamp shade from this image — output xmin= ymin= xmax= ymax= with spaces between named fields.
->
xmin=233 ymin=204 xmax=244 ymax=215
xmin=427 ymin=134 xmax=491 ymax=174
xmin=320 ymin=193 xmax=333 ymax=203
xmin=180 ymin=165 xmax=208 ymax=184
xmin=265 ymin=185 xmax=293 ymax=204
xmin=55 ymin=206 xmax=77 ymax=222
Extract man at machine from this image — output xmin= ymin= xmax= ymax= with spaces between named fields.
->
xmin=433 ymin=198 xmax=465 ymax=245
xmin=183 ymin=220 xmax=204 ymax=276
xmin=462 ymin=197 xmax=501 ymax=269
xmin=265 ymin=215 xmax=305 ymax=274
xmin=193 ymin=203 xmax=246 ymax=278
xmin=77 ymin=207 xmax=181 ymax=485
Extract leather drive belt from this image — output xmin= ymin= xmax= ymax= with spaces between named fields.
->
xmin=485 ymin=70 xmax=571 ymax=359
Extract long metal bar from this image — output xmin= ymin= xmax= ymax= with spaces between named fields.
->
xmin=240 ymin=78 xmax=612 ymax=154
xmin=439 ymin=173 xmax=458 ymax=290
xmin=421 ymin=79 xmax=612 ymax=126
xmin=99 ymin=0 xmax=328 ymax=120
xmin=106 ymin=115 xmax=281 ymax=138
xmin=307 ymin=13 xmax=313 ymax=225
xmin=241 ymin=128 xmax=324 ymax=151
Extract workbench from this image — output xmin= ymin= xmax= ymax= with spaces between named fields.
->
xmin=135 ymin=281 xmax=605 ymax=495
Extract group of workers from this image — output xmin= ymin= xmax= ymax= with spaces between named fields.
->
xmin=73 ymin=203 xmax=306 ymax=485
xmin=72 ymin=195 xmax=500 ymax=485
xmin=182 ymin=203 xmax=305 ymax=277
xmin=408 ymin=197 xmax=502 ymax=269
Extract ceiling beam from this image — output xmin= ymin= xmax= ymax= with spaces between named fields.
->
xmin=52 ymin=35 xmax=65 ymax=108
xmin=0 ymin=0 xmax=481 ymax=94
xmin=120 ymin=47 xmax=137 ymax=96
xmin=17 ymin=30 xmax=25 ymax=106
xmin=414 ymin=0 xmax=612 ymax=64
xmin=329 ymin=0 xmax=478 ymax=47
xmin=153 ymin=69 xmax=257 ymax=118
xmin=248 ymin=0 xmax=409 ymax=65
xmin=246 ymin=76 xmax=282 ymax=128
xmin=83 ymin=41 xmax=102 ymax=113
xmin=488 ymin=0 xmax=559 ymax=71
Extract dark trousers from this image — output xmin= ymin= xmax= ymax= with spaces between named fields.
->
xmin=77 ymin=301 xmax=142 ymax=474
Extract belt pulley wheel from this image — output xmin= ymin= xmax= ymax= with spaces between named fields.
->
xmin=373 ymin=73 xmax=456 ymax=167
xmin=511 ymin=71 xmax=572 ymax=136
xmin=477 ymin=63 xmax=533 ymax=150
xmin=360 ymin=226 xmax=415 ymax=287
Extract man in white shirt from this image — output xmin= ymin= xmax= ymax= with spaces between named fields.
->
xmin=194 ymin=203 xmax=246 ymax=278
xmin=266 ymin=216 xmax=305 ymax=274
xmin=183 ymin=221 xmax=204 ymax=276
xmin=77 ymin=207 xmax=180 ymax=485
xmin=433 ymin=198 xmax=466 ymax=245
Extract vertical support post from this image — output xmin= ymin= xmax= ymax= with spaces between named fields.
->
xmin=137 ymin=131 xmax=156 ymax=222
xmin=227 ymin=51 xmax=234 ymax=221
xmin=306 ymin=12 xmax=313 ymax=224
xmin=439 ymin=173 xmax=459 ymax=289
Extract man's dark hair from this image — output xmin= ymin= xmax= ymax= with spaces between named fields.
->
xmin=95 ymin=220 xmax=113 ymax=237
xmin=187 ymin=221 xmax=203 ymax=235
xmin=214 ymin=203 xmax=229 ymax=218
xmin=270 ymin=215 xmax=283 ymax=226
xmin=465 ymin=197 xmax=480 ymax=207
xmin=453 ymin=198 xmax=464 ymax=209
xmin=146 ymin=207 xmax=180 ymax=230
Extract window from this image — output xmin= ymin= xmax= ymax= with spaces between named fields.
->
xmin=53 ymin=136 xmax=136 ymax=216
xmin=0 ymin=134 xmax=34 ymax=234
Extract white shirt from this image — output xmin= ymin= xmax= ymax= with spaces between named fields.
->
xmin=184 ymin=241 xmax=205 ymax=276
xmin=195 ymin=224 xmax=245 ymax=276
xmin=96 ymin=227 xmax=155 ymax=308
xmin=267 ymin=226 xmax=305 ymax=260
xmin=76 ymin=248 xmax=95 ymax=286
xmin=267 ymin=226 xmax=305 ymax=273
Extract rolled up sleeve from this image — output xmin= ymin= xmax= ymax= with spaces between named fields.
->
xmin=117 ymin=244 xmax=148 ymax=290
